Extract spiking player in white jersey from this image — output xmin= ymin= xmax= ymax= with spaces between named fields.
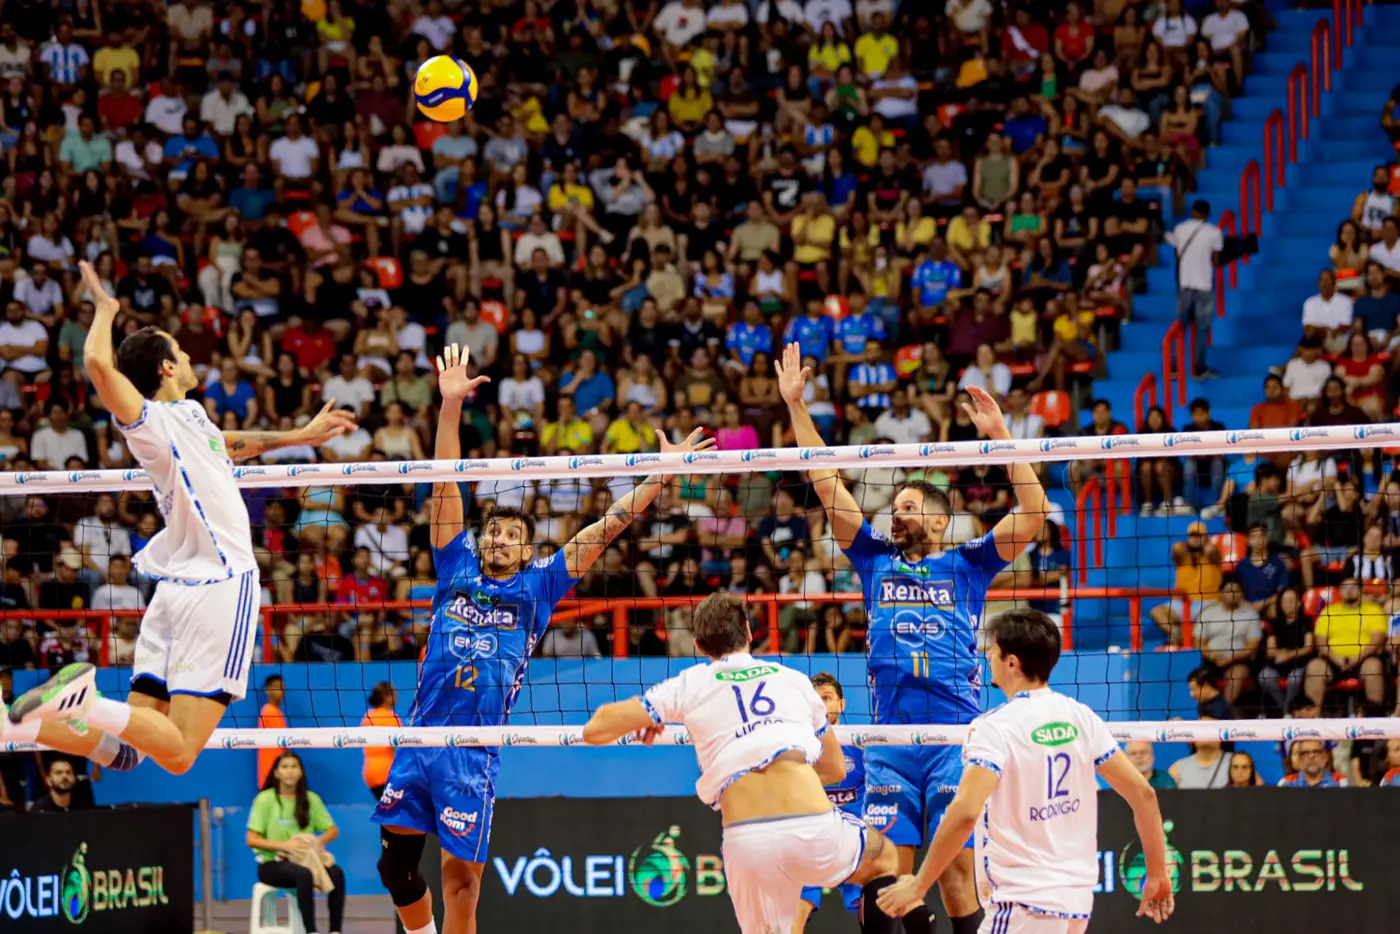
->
xmin=585 ymin=594 xmax=917 ymax=934
xmin=877 ymin=609 xmax=1174 ymax=934
xmin=4 ymin=260 xmax=356 ymax=777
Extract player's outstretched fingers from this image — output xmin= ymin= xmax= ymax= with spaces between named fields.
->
xmin=684 ymin=428 xmax=716 ymax=451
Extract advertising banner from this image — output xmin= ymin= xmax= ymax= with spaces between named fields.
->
xmin=481 ymin=791 xmax=1396 ymax=934
xmin=0 ymin=805 xmax=193 ymax=934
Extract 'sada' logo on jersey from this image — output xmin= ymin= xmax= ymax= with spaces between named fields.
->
xmin=713 ymin=664 xmax=780 ymax=683
xmin=877 ymin=576 xmax=954 ymax=608
xmin=1030 ymin=722 xmax=1080 ymax=747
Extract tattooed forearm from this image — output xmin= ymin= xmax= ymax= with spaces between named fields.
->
xmin=224 ymin=431 xmax=291 ymax=461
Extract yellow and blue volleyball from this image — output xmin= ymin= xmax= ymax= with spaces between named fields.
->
xmin=414 ymin=56 xmax=478 ymax=122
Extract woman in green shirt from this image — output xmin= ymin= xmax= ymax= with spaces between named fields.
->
xmin=246 ymin=752 xmax=346 ymax=934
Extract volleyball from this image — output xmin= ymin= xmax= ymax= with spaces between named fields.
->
xmin=414 ymin=55 xmax=477 ymax=122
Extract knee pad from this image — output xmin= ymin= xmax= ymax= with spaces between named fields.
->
xmin=377 ymin=830 xmax=428 ymax=908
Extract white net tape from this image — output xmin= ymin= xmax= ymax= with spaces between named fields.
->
xmin=6 ymin=719 xmax=1391 ymax=755
xmin=0 ymin=423 xmax=1387 ymax=492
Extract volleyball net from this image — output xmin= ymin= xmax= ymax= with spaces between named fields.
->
xmin=6 ymin=423 xmax=1400 ymax=757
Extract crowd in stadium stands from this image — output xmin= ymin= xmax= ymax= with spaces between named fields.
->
xmin=0 ymin=0 xmax=1395 ymax=735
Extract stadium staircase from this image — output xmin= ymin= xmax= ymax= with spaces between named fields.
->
xmin=1061 ymin=0 xmax=1396 ymax=651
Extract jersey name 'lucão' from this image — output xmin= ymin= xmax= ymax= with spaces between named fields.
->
xmin=642 ymin=653 xmax=830 ymax=808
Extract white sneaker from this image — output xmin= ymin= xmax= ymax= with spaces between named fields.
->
xmin=1201 ymin=505 xmax=1222 ymax=520
xmin=6 ymin=663 xmax=96 ymax=726
xmin=1140 ymin=502 xmax=1155 ymax=517
xmin=1172 ymin=496 xmax=1194 ymax=516
xmin=1154 ymin=503 xmax=1172 ymax=518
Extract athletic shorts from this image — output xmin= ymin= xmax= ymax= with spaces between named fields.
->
xmin=799 ymin=880 xmax=862 ymax=913
xmin=981 ymin=902 xmax=1089 ymax=934
xmin=371 ymin=747 xmax=499 ymax=862
xmin=132 ymin=569 xmax=260 ymax=701
xmin=863 ymin=745 xmax=970 ymax=848
xmin=722 ymin=809 xmax=866 ymax=934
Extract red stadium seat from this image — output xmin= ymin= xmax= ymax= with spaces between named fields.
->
xmin=1302 ymin=586 xmax=1338 ymax=617
xmin=1029 ymin=391 xmax=1072 ymax=428
xmin=366 ymin=257 xmax=403 ymax=290
xmin=1211 ymin=533 xmax=1247 ymax=572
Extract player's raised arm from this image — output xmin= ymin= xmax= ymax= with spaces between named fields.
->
xmin=775 ymin=341 xmax=864 ymax=549
xmin=963 ymin=385 xmax=1048 ymax=562
xmin=431 ymin=343 xmax=490 ymax=550
xmin=79 ymin=260 xmax=146 ymax=426
xmin=222 ymin=400 xmax=357 ymax=461
xmin=563 ymin=427 xmax=715 ymax=577
xmin=1097 ymin=748 xmax=1174 ymax=924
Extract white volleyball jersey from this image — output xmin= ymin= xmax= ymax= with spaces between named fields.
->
xmin=964 ymin=688 xmax=1120 ymax=919
xmin=117 ymin=400 xmax=256 ymax=585
xmin=642 ymin=653 xmax=829 ymax=809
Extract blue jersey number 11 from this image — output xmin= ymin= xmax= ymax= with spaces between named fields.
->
xmin=732 ymin=682 xmax=775 ymax=723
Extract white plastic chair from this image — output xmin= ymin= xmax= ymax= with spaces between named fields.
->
xmin=248 ymin=882 xmax=307 ymax=934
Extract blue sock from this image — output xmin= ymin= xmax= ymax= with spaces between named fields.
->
xmin=91 ymin=732 xmax=145 ymax=771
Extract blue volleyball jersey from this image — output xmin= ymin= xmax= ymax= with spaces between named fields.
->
xmin=843 ymin=521 xmax=1008 ymax=725
xmin=409 ymin=532 xmax=580 ymax=732
xmin=827 ymin=743 xmax=866 ymax=816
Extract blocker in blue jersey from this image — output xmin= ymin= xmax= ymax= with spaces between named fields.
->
xmin=371 ymin=343 xmax=714 ymax=934
xmin=796 ymin=673 xmax=867 ymax=934
xmin=777 ymin=342 xmax=1048 ymax=934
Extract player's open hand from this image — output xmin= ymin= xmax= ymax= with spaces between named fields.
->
xmin=1135 ymin=873 xmax=1175 ymax=924
xmin=774 ymin=341 xmax=812 ymax=406
xmin=658 ymin=427 xmax=715 ymax=481
xmin=961 ymin=385 xmax=1011 ymax=441
xmin=301 ymin=400 xmax=358 ymax=446
xmin=874 ymin=874 xmax=926 ymax=918
xmin=436 ymin=343 xmax=490 ymax=403
xmin=77 ymin=260 xmax=118 ymax=317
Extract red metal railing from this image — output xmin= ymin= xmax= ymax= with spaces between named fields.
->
xmin=1216 ymin=210 xmax=1238 ymax=300
xmin=1312 ymin=19 xmax=1333 ymax=100
xmin=3 ymin=588 xmax=1193 ymax=658
xmin=1262 ymin=110 xmax=1285 ymax=210
xmin=1160 ymin=319 xmax=1188 ymax=423
xmin=1134 ymin=372 xmax=1158 ymax=430
xmin=1286 ymin=63 xmax=1310 ymax=156
xmin=1239 ymin=160 xmax=1261 ymax=258
xmin=1076 ymin=478 xmax=1104 ymax=586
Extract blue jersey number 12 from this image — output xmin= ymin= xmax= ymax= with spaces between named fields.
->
xmin=732 ymin=682 xmax=776 ymax=724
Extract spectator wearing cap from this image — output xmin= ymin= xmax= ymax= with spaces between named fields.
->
xmin=1151 ymin=520 xmax=1222 ymax=646
xmin=1279 ymin=740 xmax=1347 ymax=787
xmin=1302 ymin=269 xmax=1355 ymax=355
xmin=1303 ymin=576 xmax=1388 ymax=712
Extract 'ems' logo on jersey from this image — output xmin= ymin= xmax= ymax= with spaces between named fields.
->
xmin=1030 ymin=722 xmax=1079 ymax=746
xmin=877 ymin=576 xmax=954 ymax=608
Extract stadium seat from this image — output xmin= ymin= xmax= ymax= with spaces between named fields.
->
xmin=248 ymin=883 xmax=305 ymax=934
xmin=365 ymin=256 xmax=404 ymax=289
xmin=1029 ymin=391 xmax=1073 ymax=428
xmin=1211 ymin=533 xmax=1247 ymax=572
xmin=1302 ymin=586 xmax=1339 ymax=617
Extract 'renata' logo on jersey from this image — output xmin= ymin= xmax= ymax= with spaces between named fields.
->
xmin=877 ymin=576 xmax=954 ymax=608
xmin=445 ymin=591 xmax=518 ymax=630
xmin=1030 ymin=722 xmax=1080 ymax=747
xmin=714 ymin=664 xmax=781 ymax=683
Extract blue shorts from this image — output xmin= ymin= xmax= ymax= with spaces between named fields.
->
xmin=800 ymin=881 xmax=863 ymax=913
xmin=862 ymin=745 xmax=969 ymax=848
xmin=370 ymin=747 xmax=499 ymax=862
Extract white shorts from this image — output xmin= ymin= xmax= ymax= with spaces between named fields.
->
xmin=981 ymin=903 xmax=1090 ymax=934
xmin=133 ymin=569 xmax=260 ymax=701
xmin=721 ymin=809 xmax=866 ymax=934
